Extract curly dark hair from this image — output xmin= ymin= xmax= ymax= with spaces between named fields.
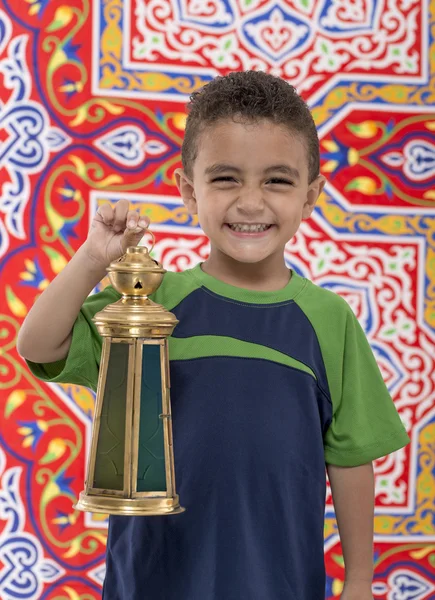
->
xmin=181 ymin=70 xmax=320 ymax=183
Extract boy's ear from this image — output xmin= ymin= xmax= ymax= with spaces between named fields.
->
xmin=174 ymin=168 xmax=197 ymax=215
xmin=302 ymin=175 xmax=326 ymax=219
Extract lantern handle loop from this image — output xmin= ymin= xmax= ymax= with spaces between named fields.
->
xmin=145 ymin=229 xmax=156 ymax=254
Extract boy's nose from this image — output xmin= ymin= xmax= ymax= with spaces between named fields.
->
xmin=235 ymin=189 xmax=265 ymax=213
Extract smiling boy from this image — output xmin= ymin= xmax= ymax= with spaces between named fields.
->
xmin=18 ymin=71 xmax=409 ymax=600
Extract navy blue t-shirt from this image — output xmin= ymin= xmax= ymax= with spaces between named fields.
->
xmin=28 ymin=265 xmax=409 ymax=599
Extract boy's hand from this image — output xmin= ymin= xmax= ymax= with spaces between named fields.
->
xmin=341 ymin=580 xmax=373 ymax=600
xmin=83 ymin=199 xmax=150 ymax=268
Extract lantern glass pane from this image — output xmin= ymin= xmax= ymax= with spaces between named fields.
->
xmin=93 ymin=342 xmax=128 ymax=490
xmin=137 ymin=344 xmax=166 ymax=492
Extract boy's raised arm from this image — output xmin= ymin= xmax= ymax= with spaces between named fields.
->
xmin=17 ymin=246 xmax=108 ymax=363
xmin=17 ymin=200 xmax=149 ymax=364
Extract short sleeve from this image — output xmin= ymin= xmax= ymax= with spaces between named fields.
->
xmin=324 ymin=307 xmax=410 ymax=467
xmin=26 ymin=286 xmax=120 ymax=392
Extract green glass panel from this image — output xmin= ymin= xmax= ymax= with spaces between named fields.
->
xmin=136 ymin=345 xmax=166 ymax=492
xmin=93 ymin=343 xmax=128 ymax=490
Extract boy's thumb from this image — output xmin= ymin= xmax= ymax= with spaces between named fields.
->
xmin=121 ymin=226 xmax=148 ymax=248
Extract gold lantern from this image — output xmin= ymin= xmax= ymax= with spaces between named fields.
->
xmin=74 ymin=238 xmax=184 ymax=516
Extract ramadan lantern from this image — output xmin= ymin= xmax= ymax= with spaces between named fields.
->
xmin=74 ymin=238 xmax=184 ymax=516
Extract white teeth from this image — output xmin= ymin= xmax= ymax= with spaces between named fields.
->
xmin=228 ymin=224 xmax=270 ymax=233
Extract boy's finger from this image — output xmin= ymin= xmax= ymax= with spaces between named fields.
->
xmin=139 ymin=216 xmax=150 ymax=229
xmin=95 ymin=203 xmax=115 ymax=226
xmin=126 ymin=209 xmax=141 ymax=230
xmin=124 ymin=220 xmax=149 ymax=235
xmin=122 ymin=227 xmax=148 ymax=252
xmin=113 ymin=200 xmax=130 ymax=232
xmin=127 ymin=215 xmax=150 ymax=230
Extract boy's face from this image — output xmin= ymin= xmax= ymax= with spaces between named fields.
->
xmin=175 ymin=119 xmax=325 ymax=268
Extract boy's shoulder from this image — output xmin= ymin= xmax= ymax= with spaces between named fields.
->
xmin=294 ymin=273 xmax=353 ymax=319
xmin=291 ymin=274 xmax=361 ymax=357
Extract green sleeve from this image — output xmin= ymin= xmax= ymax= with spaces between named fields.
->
xmin=323 ymin=304 xmax=410 ymax=466
xmin=296 ymin=282 xmax=410 ymax=467
xmin=26 ymin=286 xmax=121 ymax=392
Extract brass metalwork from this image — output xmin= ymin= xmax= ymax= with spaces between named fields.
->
xmin=74 ymin=243 xmax=185 ymax=516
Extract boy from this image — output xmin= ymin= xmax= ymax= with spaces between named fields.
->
xmin=17 ymin=71 xmax=410 ymax=600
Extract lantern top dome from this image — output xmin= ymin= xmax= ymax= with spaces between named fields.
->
xmin=108 ymin=244 xmax=165 ymax=297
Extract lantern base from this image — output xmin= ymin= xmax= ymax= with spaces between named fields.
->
xmin=74 ymin=491 xmax=185 ymax=516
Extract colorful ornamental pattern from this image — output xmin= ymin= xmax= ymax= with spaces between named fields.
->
xmin=0 ymin=0 xmax=434 ymax=598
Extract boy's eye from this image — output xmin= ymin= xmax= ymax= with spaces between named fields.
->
xmin=210 ymin=177 xmax=293 ymax=185
xmin=267 ymin=178 xmax=293 ymax=185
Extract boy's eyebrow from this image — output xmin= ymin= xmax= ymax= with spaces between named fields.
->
xmin=264 ymin=165 xmax=300 ymax=180
xmin=204 ymin=163 xmax=300 ymax=180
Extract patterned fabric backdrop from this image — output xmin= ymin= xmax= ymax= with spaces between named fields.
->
xmin=0 ymin=0 xmax=434 ymax=598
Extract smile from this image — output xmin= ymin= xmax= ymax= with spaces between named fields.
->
xmin=226 ymin=223 xmax=272 ymax=233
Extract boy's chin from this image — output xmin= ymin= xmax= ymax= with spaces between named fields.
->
xmin=209 ymin=238 xmax=284 ymax=266
xmin=231 ymin=255 xmax=270 ymax=264
xmin=222 ymin=248 xmax=278 ymax=265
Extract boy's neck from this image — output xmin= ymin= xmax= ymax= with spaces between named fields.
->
xmin=201 ymin=253 xmax=291 ymax=292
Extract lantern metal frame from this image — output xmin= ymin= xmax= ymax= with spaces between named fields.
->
xmin=74 ymin=240 xmax=184 ymax=516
